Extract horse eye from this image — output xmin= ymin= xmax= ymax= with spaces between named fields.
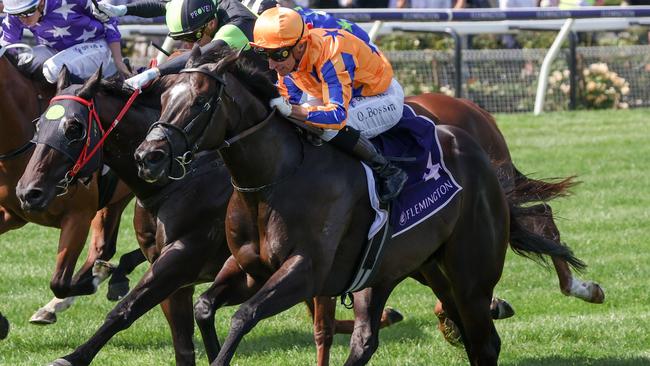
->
xmin=64 ymin=120 xmax=85 ymax=142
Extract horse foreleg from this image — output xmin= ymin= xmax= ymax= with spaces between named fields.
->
xmin=47 ymin=240 xmax=202 ymax=366
xmin=306 ymin=302 xmax=404 ymax=335
xmin=214 ymin=255 xmax=314 ymax=366
xmin=106 ymin=249 xmax=146 ymax=301
xmin=161 ymin=286 xmax=196 ymax=366
xmin=29 ymin=296 xmax=77 ymax=325
xmin=195 ymin=256 xmax=261 ymax=363
xmin=343 ymin=284 xmax=397 ymax=366
xmin=49 ymin=213 xmax=95 ymax=299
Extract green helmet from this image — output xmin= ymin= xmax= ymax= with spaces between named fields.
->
xmin=166 ymin=0 xmax=217 ymax=40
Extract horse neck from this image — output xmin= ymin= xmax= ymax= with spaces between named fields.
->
xmin=94 ymin=91 xmax=161 ymax=199
xmin=218 ymin=108 xmax=302 ymax=192
xmin=0 ymin=57 xmax=46 ymax=153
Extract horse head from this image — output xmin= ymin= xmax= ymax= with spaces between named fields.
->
xmin=135 ymin=45 xmax=277 ymax=183
xmin=16 ymin=65 xmax=105 ymax=211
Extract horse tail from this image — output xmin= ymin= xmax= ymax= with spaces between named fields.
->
xmin=507 ymin=203 xmax=587 ymax=272
xmin=510 ymin=167 xmax=579 ymax=205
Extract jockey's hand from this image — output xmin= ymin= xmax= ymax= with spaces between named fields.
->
xmin=114 ymin=60 xmax=132 ymax=78
xmin=92 ymin=1 xmax=127 ymax=22
xmin=270 ymin=96 xmax=292 ymax=117
xmin=125 ymin=68 xmax=160 ymax=91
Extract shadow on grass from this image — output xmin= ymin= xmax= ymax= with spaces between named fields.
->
xmin=198 ymin=317 xmax=429 ymax=358
xmin=507 ymin=357 xmax=650 ymax=366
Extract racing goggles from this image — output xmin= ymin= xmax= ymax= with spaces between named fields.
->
xmin=169 ymin=24 xmax=208 ymax=43
xmin=16 ymin=4 xmax=40 ymax=18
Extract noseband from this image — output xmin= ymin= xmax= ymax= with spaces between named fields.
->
xmin=147 ymin=67 xmax=225 ymax=180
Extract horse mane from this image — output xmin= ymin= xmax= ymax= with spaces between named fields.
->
xmin=190 ymin=46 xmax=280 ymax=102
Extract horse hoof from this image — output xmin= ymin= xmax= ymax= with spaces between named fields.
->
xmin=106 ymin=280 xmax=130 ymax=302
xmin=434 ymin=302 xmax=463 ymax=348
xmin=92 ymin=260 xmax=116 ymax=281
xmin=47 ymin=358 xmax=73 ymax=366
xmin=29 ymin=308 xmax=57 ymax=325
xmin=383 ymin=307 xmax=404 ymax=325
xmin=588 ymin=282 xmax=605 ymax=304
xmin=490 ymin=297 xmax=515 ymax=320
xmin=0 ymin=313 xmax=9 ymax=339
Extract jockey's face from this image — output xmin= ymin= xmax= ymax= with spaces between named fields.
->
xmin=198 ymin=19 xmax=218 ymax=47
xmin=268 ymin=41 xmax=305 ymax=77
xmin=17 ymin=0 xmax=44 ymax=26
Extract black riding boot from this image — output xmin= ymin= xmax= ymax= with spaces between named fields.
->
xmin=330 ymin=126 xmax=408 ymax=203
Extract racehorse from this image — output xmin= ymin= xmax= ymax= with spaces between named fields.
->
xmin=132 ymin=45 xmax=602 ymax=346
xmin=16 ymin=66 xmax=403 ymax=366
xmin=133 ymin=47 xmax=586 ymax=365
xmin=0 ymin=47 xmax=145 ymax=325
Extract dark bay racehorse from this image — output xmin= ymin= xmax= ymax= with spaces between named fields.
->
xmin=134 ymin=47 xmax=585 ymax=365
xmin=132 ymin=45 xmax=602 ymax=347
xmin=17 ymin=67 xmax=402 ymax=366
xmin=0 ymin=48 xmax=145 ymax=325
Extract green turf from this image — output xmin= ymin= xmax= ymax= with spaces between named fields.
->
xmin=1 ymin=109 xmax=649 ymax=365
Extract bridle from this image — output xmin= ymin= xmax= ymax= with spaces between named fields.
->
xmin=44 ymin=90 xmax=140 ymax=195
xmin=147 ymin=66 xmax=225 ymax=180
xmin=157 ymin=66 xmax=304 ymax=192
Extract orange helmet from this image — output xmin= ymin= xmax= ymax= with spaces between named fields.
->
xmin=250 ymin=7 xmax=308 ymax=50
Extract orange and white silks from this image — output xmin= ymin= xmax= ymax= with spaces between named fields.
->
xmin=277 ymin=28 xmax=394 ymax=130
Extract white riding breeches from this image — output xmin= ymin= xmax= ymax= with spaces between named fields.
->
xmin=302 ymin=79 xmax=405 ymax=141
xmin=37 ymin=40 xmax=117 ymax=84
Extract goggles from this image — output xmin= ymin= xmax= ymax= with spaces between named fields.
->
xmin=169 ymin=23 xmax=208 ymax=43
xmin=253 ymin=46 xmax=295 ymax=62
xmin=16 ymin=4 xmax=39 ymax=18
xmin=253 ymin=21 xmax=305 ymax=62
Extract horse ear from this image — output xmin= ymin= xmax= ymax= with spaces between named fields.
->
xmin=56 ymin=65 xmax=71 ymax=91
xmin=77 ymin=64 xmax=103 ymax=99
xmin=187 ymin=44 xmax=202 ymax=67
xmin=213 ymin=49 xmax=240 ymax=75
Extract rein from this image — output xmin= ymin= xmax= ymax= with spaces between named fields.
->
xmin=49 ymin=89 xmax=140 ymax=189
xmin=165 ymin=66 xmax=305 ymax=192
xmin=226 ymin=108 xmax=305 ymax=193
xmin=0 ymin=140 xmax=35 ymax=161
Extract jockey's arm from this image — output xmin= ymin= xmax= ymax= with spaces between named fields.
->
xmin=108 ymin=41 xmax=131 ymax=75
xmin=157 ymin=39 xmax=229 ymax=76
xmin=123 ymin=0 xmax=167 ymax=17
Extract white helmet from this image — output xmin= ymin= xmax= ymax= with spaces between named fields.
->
xmin=3 ymin=0 xmax=41 ymax=15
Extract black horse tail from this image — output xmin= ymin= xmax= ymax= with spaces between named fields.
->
xmin=510 ymin=167 xmax=579 ymax=205
xmin=508 ymin=203 xmax=587 ymax=272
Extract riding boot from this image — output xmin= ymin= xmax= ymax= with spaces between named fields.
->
xmin=330 ymin=126 xmax=408 ymax=203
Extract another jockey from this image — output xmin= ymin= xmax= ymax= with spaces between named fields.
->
xmin=251 ymin=7 xmax=407 ymax=203
xmin=92 ymin=0 xmax=263 ymax=87
xmin=0 ymin=0 xmax=129 ymax=83
xmin=94 ymin=0 xmax=374 ymax=91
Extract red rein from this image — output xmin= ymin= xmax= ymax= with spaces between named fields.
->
xmin=49 ymin=89 xmax=141 ymax=178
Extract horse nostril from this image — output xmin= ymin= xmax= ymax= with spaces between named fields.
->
xmin=145 ymin=150 xmax=166 ymax=165
xmin=24 ymin=188 xmax=44 ymax=204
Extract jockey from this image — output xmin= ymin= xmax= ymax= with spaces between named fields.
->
xmin=0 ymin=0 xmax=129 ymax=83
xmin=94 ymin=0 xmax=374 ymax=90
xmin=92 ymin=0 xmax=263 ymax=87
xmin=251 ymin=7 xmax=407 ymax=203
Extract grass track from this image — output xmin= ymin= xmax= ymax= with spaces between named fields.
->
xmin=1 ymin=108 xmax=649 ymax=365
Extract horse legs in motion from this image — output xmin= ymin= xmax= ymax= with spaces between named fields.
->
xmin=29 ymin=190 xmax=144 ymax=324
xmin=516 ymin=202 xmax=603 ymax=303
